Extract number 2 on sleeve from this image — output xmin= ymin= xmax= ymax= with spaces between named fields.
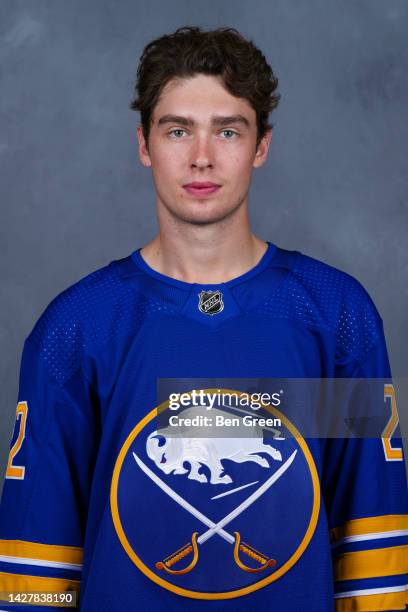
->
xmin=382 ymin=384 xmax=403 ymax=461
xmin=6 ymin=401 xmax=28 ymax=479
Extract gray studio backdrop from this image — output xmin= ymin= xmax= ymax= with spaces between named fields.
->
xmin=1 ymin=0 xmax=407 ymax=489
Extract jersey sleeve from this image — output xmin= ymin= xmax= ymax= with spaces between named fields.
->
xmin=0 ymin=333 xmax=98 ymax=610
xmin=323 ymin=321 xmax=408 ymax=612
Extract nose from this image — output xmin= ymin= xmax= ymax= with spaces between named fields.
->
xmin=190 ymin=133 xmax=214 ymax=169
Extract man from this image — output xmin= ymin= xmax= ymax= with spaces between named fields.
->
xmin=0 ymin=26 xmax=407 ymax=611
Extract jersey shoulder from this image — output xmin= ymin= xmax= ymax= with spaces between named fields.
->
xmin=26 ymin=255 xmax=176 ymax=386
xmin=267 ymin=248 xmax=384 ymax=364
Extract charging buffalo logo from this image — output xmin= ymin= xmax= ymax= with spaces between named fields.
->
xmin=110 ymin=391 xmax=320 ymax=599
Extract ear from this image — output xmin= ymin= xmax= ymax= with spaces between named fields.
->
xmin=137 ymin=125 xmax=152 ymax=167
xmin=253 ymin=129 xmax=272 ymax=168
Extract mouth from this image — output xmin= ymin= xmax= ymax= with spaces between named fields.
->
xmin=183 ymin=182 xmax=221 ymax=198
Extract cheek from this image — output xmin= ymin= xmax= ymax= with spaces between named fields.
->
xmin=151 ymin=151 xmax=179 ymax=182
xmin=227 ymin=154 xmax=254 ymax=180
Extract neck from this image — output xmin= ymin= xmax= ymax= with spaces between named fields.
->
xmin=140 ymin=202 xmax=267 ymax=285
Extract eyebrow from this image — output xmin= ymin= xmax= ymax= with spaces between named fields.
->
xmin=156 ymin=114 xmax=250 ymax=129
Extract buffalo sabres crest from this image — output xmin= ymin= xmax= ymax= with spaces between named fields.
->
xmin=110 ymin=391 xmax=320 ymax=599
xmin=198 ymin=290 xmax=224 ymax=315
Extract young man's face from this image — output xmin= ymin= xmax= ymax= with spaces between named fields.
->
xmin=137 ymin=74 xmax=271 ymax=226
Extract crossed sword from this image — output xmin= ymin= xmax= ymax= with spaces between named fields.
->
xmin=133 ymin=449 xmax=297 ymax=574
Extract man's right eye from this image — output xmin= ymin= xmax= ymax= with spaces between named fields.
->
xmin=168 ymin=129 xmax=188 ymax=138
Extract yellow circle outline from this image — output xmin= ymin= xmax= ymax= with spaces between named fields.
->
xmin=110 ymin=388 xmax=320 ymax=600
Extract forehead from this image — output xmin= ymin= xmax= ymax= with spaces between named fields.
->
xmin=151 ymin=74 xmax=256 ymax=124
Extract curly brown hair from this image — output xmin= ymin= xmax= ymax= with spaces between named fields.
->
xmin=129 ymin=26 xmax=280 ymax=150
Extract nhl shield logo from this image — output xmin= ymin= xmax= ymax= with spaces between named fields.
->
xmin=198 ymin=290 xmax=224 ymax=315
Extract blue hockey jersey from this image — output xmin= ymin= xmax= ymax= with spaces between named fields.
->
xmin=1 ymin=242 xmax=407 ymax=611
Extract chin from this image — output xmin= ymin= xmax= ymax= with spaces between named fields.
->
xmin=174 ymin=208 xmax=235 ymax=226
xmin=166 ymin=197 xmax=242 ymax=226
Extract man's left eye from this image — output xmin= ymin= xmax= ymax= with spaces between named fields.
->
xmin=220 ymin=130 xmax=238 ymax=138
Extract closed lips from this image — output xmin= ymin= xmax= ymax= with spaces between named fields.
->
xmin=184 ymin=182 xmax=220 ymax=188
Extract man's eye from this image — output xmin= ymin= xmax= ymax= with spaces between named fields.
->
xmin=220 ymin=130 xmax=239 ymax=138
xmin=168 ymin=129 xmax=187 ymax=138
